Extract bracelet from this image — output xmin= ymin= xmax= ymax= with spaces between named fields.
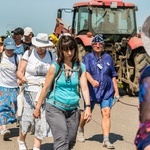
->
xmin=85 ymin=104 xmax=91 ymax=107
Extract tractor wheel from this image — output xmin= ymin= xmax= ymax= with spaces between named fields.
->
xmin=78 ymin=44 xmax=92 ymax=62
xmin=127 ymin=49 xmax=150 ymax=95
xmin=78 ymin=44 xmax=86 ymax=62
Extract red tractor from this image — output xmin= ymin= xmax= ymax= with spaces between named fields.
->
xmin=54 ymin=0 xmax=150 ymax=95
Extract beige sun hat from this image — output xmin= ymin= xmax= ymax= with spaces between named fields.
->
xmin=32 ymin=33 xmax=53 ymax=47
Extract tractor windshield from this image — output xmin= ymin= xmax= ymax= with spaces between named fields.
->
xmin=92 ymin=7 xmax=136 ymax=34
xmin=74 ymin=6 xmax=136 ymax=35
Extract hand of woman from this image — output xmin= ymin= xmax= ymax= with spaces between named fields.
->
xmin=84 ymin=107 xmax=92 ymax=123
xmin=33 ymin=108 xmax=41 ymax=118
xmin=17 ymin=79 xmax=22 ymax=86
xmin=21 ymin=76 xmax=27 ymax=84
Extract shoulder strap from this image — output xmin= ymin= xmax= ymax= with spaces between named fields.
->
xmin=0 ymin=52 xmax=2 ymax=63
xmin=48 ymin=51 xmax=52 ymax=60
xmin=51 ymin=63 xmax=62 ymax=91
xmin=46 ymin=63 xmax=62 ymax=99
xmin=77 ymin=62 xmax=82 ymax=98
xmin=14 ymin=53 xmax=18 ymax=71
xmin=78 ymin=62 xmax=82 ymax=78
xmin=28 ymin=50 xmax=32 ymax=57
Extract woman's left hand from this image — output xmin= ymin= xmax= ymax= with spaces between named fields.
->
xmin=84 ymin=107 xmax=92 ymax=123
xmin=33 ymin=108 xmax=41 ymax=118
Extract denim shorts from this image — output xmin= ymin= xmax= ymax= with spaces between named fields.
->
xmin=85 ymin=97 xmax=113 ymax=110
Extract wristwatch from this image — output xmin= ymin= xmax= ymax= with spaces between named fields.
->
xmin=85 ymin=104 xmax=91 ymax=107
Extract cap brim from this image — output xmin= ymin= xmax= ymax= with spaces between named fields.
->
xmin=11 ymin=30 xmax=23 ymax=35
xmin=24 ymin=32 xmax=31 ymax=36
xmin=32 ymin=37 xmax=53 ymax=47
xmin=11 ymin=31 xmax=19 ymax=35
xmin=24 ymin=33 xmax=30 ymax=36
xmin=142 ymin=16 xmax=150 ymax=56
xmin=5 ymin=45 xmax=16 ymax=50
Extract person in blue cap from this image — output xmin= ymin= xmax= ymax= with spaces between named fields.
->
xmin=0 ymin=37 xmax=21 ymax=140
xmin=77 ymin=34 xmax=119 ymax=149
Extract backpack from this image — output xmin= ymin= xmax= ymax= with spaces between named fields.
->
xmin=0 ymin=52 xmax=18 ymax=70
xmin=46 ymin=62 xmax=82 ymax=99
xmin=28 ymin=49 xmax=53 ymax=60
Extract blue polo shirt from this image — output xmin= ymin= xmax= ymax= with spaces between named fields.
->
xmin=83 ymin=51 xmax=117 ymax=103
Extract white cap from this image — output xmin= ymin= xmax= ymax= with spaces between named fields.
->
xmin=24 ymin=27 xmax=33 ymax=36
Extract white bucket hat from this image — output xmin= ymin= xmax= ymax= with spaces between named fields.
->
xmin=32 ymin=33 xmax=53 ymax=47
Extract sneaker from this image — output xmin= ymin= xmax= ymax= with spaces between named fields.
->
xmin=77 ymin=129 xmax=85 ymax=142
xmin=18 ymin=137 xmax=28 ymax=150
xmin=1 ymin=129 xmax=11 ymax=140
xmin=103 ymin=140 xmax=115 ymax=149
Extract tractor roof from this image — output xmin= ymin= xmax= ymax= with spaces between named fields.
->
xmin=73 ymin=0 xmax=135 ymax=8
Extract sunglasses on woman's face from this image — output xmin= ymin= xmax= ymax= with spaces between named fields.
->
xmin=93 ymin=42 xmax=103 ymax=46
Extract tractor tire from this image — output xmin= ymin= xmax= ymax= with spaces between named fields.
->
xmin=78 ymin=44 xmax=86 ymax=62
xmin=78 ymin=44 xmax=92 ymax=62
xmin=128 ymin=51 xmax=150 ymax=95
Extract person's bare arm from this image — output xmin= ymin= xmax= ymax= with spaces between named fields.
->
xmin=33 ymin=64 xmax=56 ymax=118
xmin=80 ymin=71 xmax=92 ymax=123
xmin=17 ymin=59 xmax=28 ymax=84
xmin=112 ymin=77 xmax=119 ymax=97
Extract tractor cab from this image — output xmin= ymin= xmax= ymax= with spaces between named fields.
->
xmin=72 ymin=0 xmax=137 ymax=43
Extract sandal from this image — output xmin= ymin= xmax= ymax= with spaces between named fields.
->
xmin=77 ymin=130 xmax=85 ymax=142
xmin=103 ymin=140 xmax=115 ymax=149
xmin=1 ymin=129 xmax=11 ymax=140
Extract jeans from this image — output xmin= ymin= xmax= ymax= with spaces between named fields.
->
xmin=46 ymin=103 xmax=81 ymax=150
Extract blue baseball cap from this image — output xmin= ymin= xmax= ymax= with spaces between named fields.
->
xmin=91 ymin=34 xmax=104 ymax=45
xmin=4 ymin=37 xmax=16 ymax=50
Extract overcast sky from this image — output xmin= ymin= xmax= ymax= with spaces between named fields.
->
xmin=0 ymin=0 xmax=149 ymax=36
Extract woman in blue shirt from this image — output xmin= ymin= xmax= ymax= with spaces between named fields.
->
xmin=77 ymin=34 xmax=119 ymax=149
xmin=33 ymin=35 xmax=91 ymax=150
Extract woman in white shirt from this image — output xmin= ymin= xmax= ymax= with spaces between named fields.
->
xmin=17 ymin=33 xmax=55 ymax=150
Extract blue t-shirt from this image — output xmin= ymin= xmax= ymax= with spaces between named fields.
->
xmin=47 ymin=62 xmax=85 ymax=110
xmin=83 ymin=51 xmax=117 ymax=103
xmin=14 ymin=44 xmax=24 ymax=55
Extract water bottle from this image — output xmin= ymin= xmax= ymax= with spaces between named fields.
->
xmin=112 ymin=95 xmax=120 ymax=107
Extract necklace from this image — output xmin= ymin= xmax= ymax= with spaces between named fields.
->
xmin=64 ymin=63 xmax=73 ymax=82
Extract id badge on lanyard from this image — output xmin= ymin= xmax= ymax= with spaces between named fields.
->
xmin=97 ymin=58 xmax=103 ymax=70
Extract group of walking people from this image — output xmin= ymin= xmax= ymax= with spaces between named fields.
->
xmin=0 ymin=26 xmax=125 ymax=150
